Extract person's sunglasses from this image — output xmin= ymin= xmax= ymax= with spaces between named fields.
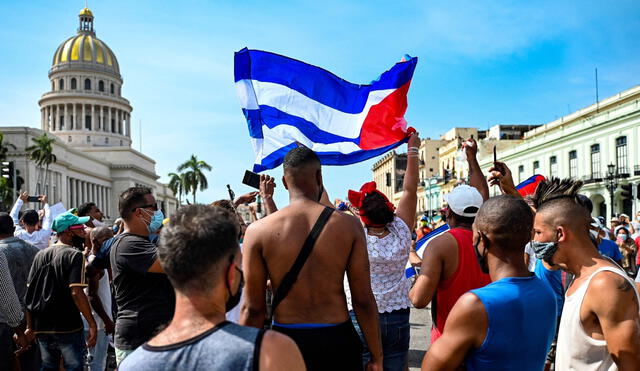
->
xmin=132 ymin=203 xmax=159 ymax=212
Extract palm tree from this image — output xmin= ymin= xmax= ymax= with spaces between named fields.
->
xmin=177 ymin=154 xmax=212 ymax=204
xmin=26 ymin=133 xmax=57 ymax=195
xmin=167 ymin=172 xmax=185 ymax=205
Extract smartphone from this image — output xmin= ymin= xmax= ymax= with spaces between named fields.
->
xmin=242 ymin=170 xmax=261 ymax=189
xmin=27 ymin=196 xmax=40 ymax=202
xmin=493 ymin=145 xmax=497 ymax=164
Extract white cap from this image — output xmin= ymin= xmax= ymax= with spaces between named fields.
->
xmin=443 ymin=185 xmax=484 ymax=217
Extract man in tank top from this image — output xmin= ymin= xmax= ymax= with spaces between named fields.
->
xmin=120 ymin=205 xmax=305 ymax=371
xmin=422 ymin=195 xmax=557 ymax=370
xmin=531 ymin=178 xmax=640 ymax=370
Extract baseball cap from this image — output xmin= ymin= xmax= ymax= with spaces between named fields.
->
xmin=591 ymin=217 xmax=603 ymax=231
xmin=443 ymin=185 xmax=483 ymax=217
xmin=52 ymin=211 xmax=90 ymax=233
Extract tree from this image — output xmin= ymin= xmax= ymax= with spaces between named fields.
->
xmin=167 ymin=172 xmax=186 ymax=205
xmin=177 ymin=154 xmax=212 ymax=204
xmin=26 ymin=133 xmax=57 ymax=195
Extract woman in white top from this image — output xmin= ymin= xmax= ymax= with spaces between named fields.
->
xmin=346 ymin=132 xmax=420 ymax=371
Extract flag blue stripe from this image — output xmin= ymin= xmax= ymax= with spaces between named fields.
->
xmin=243 ymin=106 xmax=359 ymax=143
xmin=235 ymin=48 xmax=417 ymax=114
xmin=253 ymin=137 xmax=409 ymax=173
xmin=415 ymin=224 xmax=450 ymax=253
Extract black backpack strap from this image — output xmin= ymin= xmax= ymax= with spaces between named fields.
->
xmin=269 ymin=206 xmax=334 ymax=324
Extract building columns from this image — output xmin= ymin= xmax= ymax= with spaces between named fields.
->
xmin=64 ymin=104 xmax=69 ymax=131
xmin=108 ymin=107 xmax=112 ymax=133
xmin=126 ymin=113 xmax=131 ymax=137
xmin=82 ymin=104 xmax=86 ymax=131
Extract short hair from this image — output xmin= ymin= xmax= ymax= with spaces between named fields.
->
xmin=451 ymin=210 xmax=475 ymax=225
xmin=361 ymin=192 xmax=394 ymax=226
xmin=0 ymin=213 xmax=14 ymax=235
xmin=77 ymin=202 xmax=96 ymax=217
xmin=474 ymin=195 xmax=534 ymax=251
xmin=283 ymin=146 xmax=320 ymax=174
xmin=211 ymin=199 xmax=235 ymax=213
xmin=90 ymin=226 xmax=114 ymax=242
xmin=576 ymin=194 xmax=593 ymax=213
xmin=158 ymin=205 xmax=239 ymax=292
xmin=21 ymin=209 xmax=39 ymax=226
xmin=119 ymin=187 xmax=152 ymax=219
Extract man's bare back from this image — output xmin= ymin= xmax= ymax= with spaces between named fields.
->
xmin=243 ymin=199 xmax=368 ymax=324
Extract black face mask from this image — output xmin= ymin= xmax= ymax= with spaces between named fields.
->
xmin=71 ymin=234 xmax=85 ymax=249
xmin=474 ymin=234 xmax=489 ymax=274
xmin=225 ymin=265 xmax=244 ymax=312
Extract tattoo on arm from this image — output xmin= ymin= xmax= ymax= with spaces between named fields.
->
xmin=617 ymin=278 xmax=633 ymax=292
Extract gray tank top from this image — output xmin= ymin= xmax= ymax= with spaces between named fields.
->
xmin=119 ymin=321 xmax=265 ymax=371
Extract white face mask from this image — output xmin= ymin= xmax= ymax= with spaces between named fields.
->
xmin=92 ymin=218 xmax=105 ymax=227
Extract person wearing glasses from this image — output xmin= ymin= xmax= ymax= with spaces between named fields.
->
xmin=109 ymin=187 xmax=173 ymax=365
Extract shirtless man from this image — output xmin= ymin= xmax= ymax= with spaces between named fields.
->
xmin=531 ymin=179 xmax=640 ymax=369
xmin=241 ymin=146 xmax=382 ymax=371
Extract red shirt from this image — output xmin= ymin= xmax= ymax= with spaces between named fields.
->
xmin=431 ymin=228 xmax=491 ymax=344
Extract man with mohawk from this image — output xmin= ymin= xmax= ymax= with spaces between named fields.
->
xmin=530 ymin=178 xmax=640 ymax=370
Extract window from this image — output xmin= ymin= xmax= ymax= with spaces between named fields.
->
xmin=550 ymin=156 xmax=558 ymax=178
xmin=68 ymin=136 xmax=72 ymax=142
xmin=105 ymin=137 xmax=109 ymax=144
xmin=85 ymin=115 xmax=91 ymax=130
xmin=86 ymin=136 xmax=91 ymax=143
xmin=51 ymin=81 xmax=55 ymax=91
xmin=385 ymin=172 xmax=391 ymax=187
xmin=98 ymin=80 xmax=104 ymax=92
xmin=84 ymin=78 xmax=91 ymax=90
xmin=616 ymin=136 xmax=628 ymax=174
xmin=518 ymin=165 xmax=524 ymax=183
xmin=59 ymin=79 xmax=64 ymax=90
xmin=110 ymin=83 xmax=114 ymax=94
xmin=120 ymin=140 xmax=123 ymax=146
xmin=533 ymin=161 xmax=540 ymax=174
xmin=59 ymin=115 xmax=64 ymax=130
xmin=569 ymin=151 xmax=577 ymax=178
xmin=111 ymin=119 xmax=116 ymax=133
xmin=590 ymin=144 xmax=600 ymax=178
xmin=71 ymin=78 xmax=77 ymax=90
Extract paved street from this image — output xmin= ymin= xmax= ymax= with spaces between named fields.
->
xmin=408 ymin=306 xmax=432 ymax=370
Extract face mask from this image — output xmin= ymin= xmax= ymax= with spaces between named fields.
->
xmin=92 ymin=218 xmax=105 ymax=227
xmin=530 ymin=240 xmax=559 ymax=265
xmin=141 ymin=209 xmax=164 ymax=234
xmin=473 ymin=235 xmax=489 ymax=274
xmin=225 ymin=265 xmax=244 ymax=312
xmin=619 ymin=234 xmax=628 ymax=242
xmin=71 ymin=234 xmax=85 ymax=249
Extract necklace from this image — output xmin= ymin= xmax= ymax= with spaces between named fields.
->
xmin=367 ymin=227 xmax=387 ymax=236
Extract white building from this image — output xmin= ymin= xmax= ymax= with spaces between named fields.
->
xmin=1 ymin=7 xmax=178 ymax=219
xmin=479 ymin=85 xmax=640 ymax=218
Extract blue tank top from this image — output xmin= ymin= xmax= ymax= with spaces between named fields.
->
xmin=465 ymin=276 xmax=557 ymax=371
xmin=534 ymin=259 xmax=564 ymax=317
xmin=119 ymin=321 xmax=265 ymax=371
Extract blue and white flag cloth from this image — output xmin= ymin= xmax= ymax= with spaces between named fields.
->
xmin=404 ymin=224 xmax=450 ymax=279
xmin=234 ymin=48 xmax=418 ymax=172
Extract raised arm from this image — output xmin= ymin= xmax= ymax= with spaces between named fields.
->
xmin=587 ymin=272 xmax=640 ymax=368
xmin=487 ymin=161 xmax=520 ymax=198
xmin=240 ymin=223 xmax=269 ymax=328
xmin=346 ymin=217 xmax=382 ymax=369
xmin=39 ymin=195 xmax=52 ymax=231
xmin=259 ymin=174 xmax=279 ymax=215
xmin=422 ymin=292 xmax=487 ymax=370
xmin=10 ymin=192 xmax=27 ymax=227
xmin=464 ymin=138 xmax=489 ymax=201
xmin=396 ymin=132 xmax=421 ymax=229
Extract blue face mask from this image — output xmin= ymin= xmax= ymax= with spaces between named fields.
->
xmin=141 ymin=208 xmax=164 ymax=234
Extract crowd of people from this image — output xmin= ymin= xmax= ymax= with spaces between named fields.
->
xmin=0 ymin=133 xmax=639 ymax=371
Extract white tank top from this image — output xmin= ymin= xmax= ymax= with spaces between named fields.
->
xmin=556 ymin=266 xmax=639 ymax=370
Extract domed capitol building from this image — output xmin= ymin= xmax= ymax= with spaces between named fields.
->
xmin=1 ymin=7 xmax=178 ymax=218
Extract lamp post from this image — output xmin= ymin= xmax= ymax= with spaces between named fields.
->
xmin=605 ymin=163 xmax=619 ymax=218
xmin=425 ymin=175 xmax=438 ymax=225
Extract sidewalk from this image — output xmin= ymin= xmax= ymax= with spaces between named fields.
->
xmin=408 ymin=306 xmax=432 ymax=370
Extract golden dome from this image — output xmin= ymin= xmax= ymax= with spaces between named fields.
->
xmin=51 ymin=9 xmax=120 ymax=76
xmin=79 ymin=7 xmax=93 ymax=17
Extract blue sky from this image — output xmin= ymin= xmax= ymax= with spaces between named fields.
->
xmin=1 ymin=0 xmax=639 ymax=206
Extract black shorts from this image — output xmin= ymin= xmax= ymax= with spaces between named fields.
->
xmin=273 ymin=320 xmax=363 ymax=371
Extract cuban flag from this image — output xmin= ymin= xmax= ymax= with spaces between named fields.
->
xmin=516 ymin=174 xmax=546 ymax=197
xmin=234 ymin=48 xmax=418 ymax=172
xmin=404 ymin=224 xmax=450 ymax=279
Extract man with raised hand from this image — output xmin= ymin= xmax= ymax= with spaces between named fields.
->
xmin=422 ymin=195 xmax=557 ymax=370
xmin=241 ymin=146 xmax=382 ymax=371
xmin=120 ymin=205 xmax=305 ymax=371
xmin=10 ymin=192 xmax=52 ymax=250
